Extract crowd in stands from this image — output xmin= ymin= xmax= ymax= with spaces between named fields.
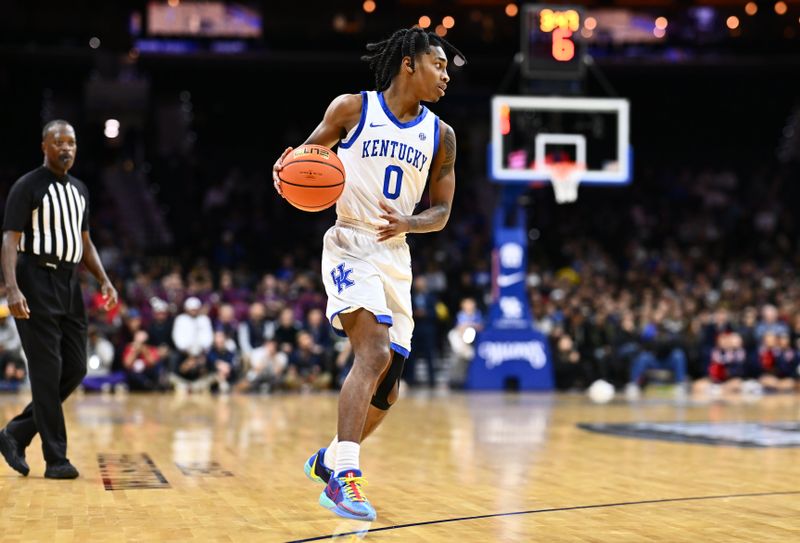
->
xmin=2 ymin=151 xmax=800 ymax=398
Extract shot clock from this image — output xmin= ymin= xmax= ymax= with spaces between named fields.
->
xmin=521 ymin=4 xmax=586 ymax=80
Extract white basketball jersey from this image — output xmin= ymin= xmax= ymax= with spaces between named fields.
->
xmin=336 ymin=91 xmax=440 ymax=231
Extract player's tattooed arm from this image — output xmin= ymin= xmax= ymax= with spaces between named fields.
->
xmin=437 ymin=124 xmax=456 ymax=180
xmin=377 ymin=121 xmax=455 ymax=241
xmin=409 ymin=122 xmax=456 ymax=232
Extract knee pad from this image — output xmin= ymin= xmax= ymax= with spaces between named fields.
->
xmin=371 ymin=351 xmax=406 ymax=411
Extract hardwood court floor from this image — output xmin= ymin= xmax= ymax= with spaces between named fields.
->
xmin=1 ymin=389 xmax=799 ymax=542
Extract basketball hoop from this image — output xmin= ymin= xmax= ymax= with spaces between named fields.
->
xmin=548 ymin=162 xmax=584 ymax=204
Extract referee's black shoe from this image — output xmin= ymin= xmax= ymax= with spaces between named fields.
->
xmin=0 ymin=427 xmax=29 ymax=476
xmin=44 ymin=461 xmax=79 ymax=479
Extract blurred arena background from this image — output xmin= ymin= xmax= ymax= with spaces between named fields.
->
xmin=2 ymin=0 xmax=799 ymax=394
xmin=1 ymin=1 xmax=800 ymax=541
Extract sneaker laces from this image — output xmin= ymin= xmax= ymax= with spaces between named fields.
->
xmin=340 ymin=474 xmax=368 ymax=502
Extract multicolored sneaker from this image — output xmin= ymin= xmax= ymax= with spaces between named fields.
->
xmin=319 ymin=469 xmax=377 ymax=521
xmin=304 ymin=447 xmax=333 ymax=484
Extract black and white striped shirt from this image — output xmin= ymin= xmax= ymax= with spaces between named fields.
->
xmin=2 ymin=166 xmax=89 ymax=264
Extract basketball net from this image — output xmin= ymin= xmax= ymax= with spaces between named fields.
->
xmin=547 ymin=162 xmax=584 ymax=204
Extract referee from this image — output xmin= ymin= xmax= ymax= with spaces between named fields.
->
xmin=0 ymin=120 xmax=118 ymax=479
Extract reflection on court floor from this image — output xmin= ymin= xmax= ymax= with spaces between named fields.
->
xmin=1 ymin=391 xmax=799 ymax=542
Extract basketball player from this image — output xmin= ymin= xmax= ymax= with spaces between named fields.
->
xmin=272 ymin=28 xmax=464 ymax=521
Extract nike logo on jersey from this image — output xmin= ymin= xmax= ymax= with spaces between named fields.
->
xmin=369 ymin=122 xmax=387 ymax=128
xmin=497 ymin=272 xmax=525 ymax=288
xmin=361 ymin=139 xmax=430 ymax=172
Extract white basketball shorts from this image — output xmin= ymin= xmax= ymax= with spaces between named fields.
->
xmin=321 ymin=219 xmax=413 ymax=357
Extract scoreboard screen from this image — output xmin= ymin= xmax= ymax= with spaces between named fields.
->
xmin=521 ymin=4 xmax=586 ymax=80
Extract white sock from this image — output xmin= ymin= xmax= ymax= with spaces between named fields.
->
xmin=323 ymin=436 xmax=338 ymax=470
xmin=335 ymin=441 xmax=360 ymax=476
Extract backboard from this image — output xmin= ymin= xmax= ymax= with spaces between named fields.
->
xmin=490 ymin=96 xmax=631 ymax=185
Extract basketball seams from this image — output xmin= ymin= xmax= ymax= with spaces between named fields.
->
xmin=282 ymin=158 xmax=346 ymax=179
xmin=280 ymin=144 xmax=346 ymax=211
xmin=278 ymin=175 xmax=345 ymax=189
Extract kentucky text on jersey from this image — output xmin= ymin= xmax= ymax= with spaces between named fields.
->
xmin=361 ymin=139 xmax=429 ymax=172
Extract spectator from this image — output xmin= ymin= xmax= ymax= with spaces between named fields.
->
xmin=169 ymin=297 xmax=215 ymax=392
xmin=304 ymin=308 xmax=334 ymax=355
xmin=217 ymin=269 xmax=249 ymax=317
xmin=214 ymin=303 xmax=239 ymax=351
xmin=147 ymin=297 xmax=175 ymax=363
xmin=626 ymin=314 xmax=689 ymax=399
xmin=552 ymin=331 xmax=584 ymax=391
xmin=759 ymin=331 xmax=799 ymax=392
xmin=292 ymin=274 xmax=326 ymax=323
xmin=117 ymin=307 xmax=145 ymax=351
xmin=693 ymin=331 xmax=748 ymax=396
xmin=755 ymin=304 xmax=789 ymax=341
xmin=284 ymin=331 xmax=330 ymax=391
xmin=122 ymin=330 xmax=163 ymax=391
xmin=405 ymin=276 xmax=439 ymax=387
xmin=236 ymin=339 xmax=287 ymax=393
xmin=614 ymin=311 xmax=641 ymax=383
xmin=447 ymin=297 xmax=484 ymax=386
xmin=169 ymin=353 xmax=214 ymax=393
xmin=238 ymin=302 xmax=270 ymax=359
xmin=206 ymin=330 xmax=238 ymax=393
xmin=82 ymin=325 xmax=125 ymax=393
xmin=0 ymin=304 xmax=25 ymax=391
xmin=585 ymin=308 xmax=623 ymax=387
xmin=333 ymin=339 xmax=354 ymax=389
xmin=172 ymin=297 xmax=213 ymax=357
xmin=273 ymin=306 xmax=300 ymax=355
xmin=160 ymin=271 xmax=186 ymax=311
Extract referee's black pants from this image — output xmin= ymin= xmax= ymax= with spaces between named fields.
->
xmin=5 ymin=255 xmax=87 ymax=465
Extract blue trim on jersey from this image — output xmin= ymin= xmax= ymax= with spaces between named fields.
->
xmin=390 ymin=342 xmax=410 ymax=358
xmin=329 ymin=306 xmax=352 ymax=337
xmin=328 ymin=307 xmax=394 ymax=337
xmin=339 ymin=91 xmax=368 ymax=150
xmin=375 ymin=314 xmax=393 ymax=326
xmin=378 ymin=92 xmax=429 ymax=129
xmin=432 ymin=115 xmax=441 ymax=159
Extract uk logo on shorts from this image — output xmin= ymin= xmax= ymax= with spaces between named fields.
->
xmin=330 ymin=263 xmax=355 ymax=294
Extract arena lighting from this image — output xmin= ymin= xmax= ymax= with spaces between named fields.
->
xmin=332 ymin=14 xmax=346 ymax=32
xmin=584 ymin=16 xmax=597 ymax=30
xmin=435 ymin=24 xmax=447 ymax=36
xmin=89 ymin=37 xmax=100 ymax=49
xmin=727 ymin=15 xmax=740 ymax=29
xmin=363 ymin=0 xmax=376 ymax=14
xmin=505 ymin=3 xmax=518 ymax=17
xmin=745 ymin=2 xmax=758 ymax=16
xmin=104 ymin=119 xmax=120 ymax=139
xmin=655 ymin=16 xmax=668 ymax=30
xmin=419 ymin=15 xmax=431 ymax=28
xmin=653 ymin=27 xmax=666 ymax=38
xmin=443 ymin=15 xmax=455 ymax=29
xmin=581 ymin=28 xmax=593 ymax=39
xmin=775 ymin=2 xmax=788 ymax=16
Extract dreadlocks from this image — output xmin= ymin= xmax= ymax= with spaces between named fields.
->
xmin=361 ymin=28 xmax=466 ymax=92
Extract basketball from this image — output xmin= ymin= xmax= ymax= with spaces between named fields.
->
xmin=279 ymin=145 xmax=345 ymax=212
